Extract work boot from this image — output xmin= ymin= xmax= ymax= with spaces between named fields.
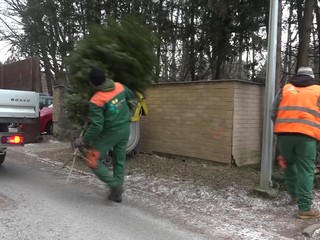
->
xmin=297 ymin=209 xmax=320 ymax=219
xmin=108 ymin=185 xmax=123 ymax=203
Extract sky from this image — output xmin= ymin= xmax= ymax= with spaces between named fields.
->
xmin=0 ymin=0 xmax=19 ymax=63
xmin=0 ymin=40 xmax=11 ymax=62
xmin=0 ymin=0 xmax=8 ymax=62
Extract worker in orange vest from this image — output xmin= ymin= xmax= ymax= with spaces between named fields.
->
xmin=73 ymin=66 xmax=135 ymax=203
xmin=272 ymin=66 xmax=320 ymax=219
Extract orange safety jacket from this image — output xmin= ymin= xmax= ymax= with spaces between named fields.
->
xmin=274 ymin=83 xmax=320 ymax=140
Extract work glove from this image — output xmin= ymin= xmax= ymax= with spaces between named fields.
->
xmin=277 ymin=155 xmax=286 ymax=170
xmin=73 ymin=137 xmax=85 ymax=148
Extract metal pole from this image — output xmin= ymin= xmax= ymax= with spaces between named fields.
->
xmin=259 ymin=0 xmax=279 ymax=190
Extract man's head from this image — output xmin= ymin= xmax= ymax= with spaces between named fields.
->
xmin=88 ymin=66 xmax=107 ymax=86
xmin=297 ymin=66 xmax=314 ymax=79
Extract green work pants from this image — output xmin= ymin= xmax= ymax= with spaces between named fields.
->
xmin=277 ymin=134 xmax=317 ymax=211
xmin=91 ymin=124 xmax=130 ymax=188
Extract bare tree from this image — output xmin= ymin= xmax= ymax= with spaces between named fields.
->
xmin=296 ymin=0 xmax=316 ymax=68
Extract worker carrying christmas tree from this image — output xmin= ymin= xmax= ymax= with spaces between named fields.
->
xmin=73 ymin=66 xmax=136 ymax=203
xmin=271 ymin=66 xmax=320 ymax=219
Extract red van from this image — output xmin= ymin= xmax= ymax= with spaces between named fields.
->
xmin=39 ymin=104 xmax=53 ymax=135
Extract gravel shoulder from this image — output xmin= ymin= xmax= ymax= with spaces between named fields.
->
xmin=13 ymin=135 xmax=320 ymax=240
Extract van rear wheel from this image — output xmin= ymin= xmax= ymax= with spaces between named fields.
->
xmin=0 ymin=151 xmax=6 ymax=166
xmin=46 ymin=121 xmax=53 ymax=135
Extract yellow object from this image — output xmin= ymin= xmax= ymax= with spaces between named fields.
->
xmin=131 ymin=92 xmax=148 ymax=122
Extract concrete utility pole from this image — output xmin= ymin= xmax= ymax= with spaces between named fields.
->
xmin=257 ymin=0 xmax=279 ymax=195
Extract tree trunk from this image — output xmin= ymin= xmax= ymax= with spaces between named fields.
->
xmin=284 ymin=2 xmax=294 ymax=82
xmin=315 ymin=1 xmax=320 ymax=79
xmin=276 ymin=0 xmax=282 ymax=91
xmin=87 ymin=0 xmax=101 ymax=25
xmin=296 ymin=0 xmax=316 ymax=68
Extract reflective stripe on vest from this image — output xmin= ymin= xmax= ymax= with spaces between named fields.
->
xmin=278 ymin=106 xmax=320 ymax=118
xmin=274 ymin=83 xmax=320 ymax=140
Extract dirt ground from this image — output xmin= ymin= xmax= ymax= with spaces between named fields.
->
xmin=35 ymin=137 xmax=260 ymax=185
xmin=19 ymin=136 xmax=320 ymax=240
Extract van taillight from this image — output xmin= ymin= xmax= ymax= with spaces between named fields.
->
xmin=1 ymin=135 xmax=24 ymax=145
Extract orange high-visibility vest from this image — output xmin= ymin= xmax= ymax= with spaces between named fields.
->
xmin=274 ymin=83 xmax=320 ymax=140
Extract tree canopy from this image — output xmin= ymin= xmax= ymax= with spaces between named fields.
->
xmin=65 ymin=15 xmax=158 ymax=126
xmin=0 ymin=0 xmax=319 ymax=90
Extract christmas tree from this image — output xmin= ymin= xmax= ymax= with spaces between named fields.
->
xmin=65 ymin=15 xmax=158 ymax=128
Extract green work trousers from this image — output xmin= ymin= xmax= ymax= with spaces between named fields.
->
xmin=90 ymin=123 xmax=130 ymax=188
xmin=277 ymin=134 xmax=317 ymax=211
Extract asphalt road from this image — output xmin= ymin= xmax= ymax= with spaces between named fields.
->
xmin=0 ymin=149 xmax=208 ymax=240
